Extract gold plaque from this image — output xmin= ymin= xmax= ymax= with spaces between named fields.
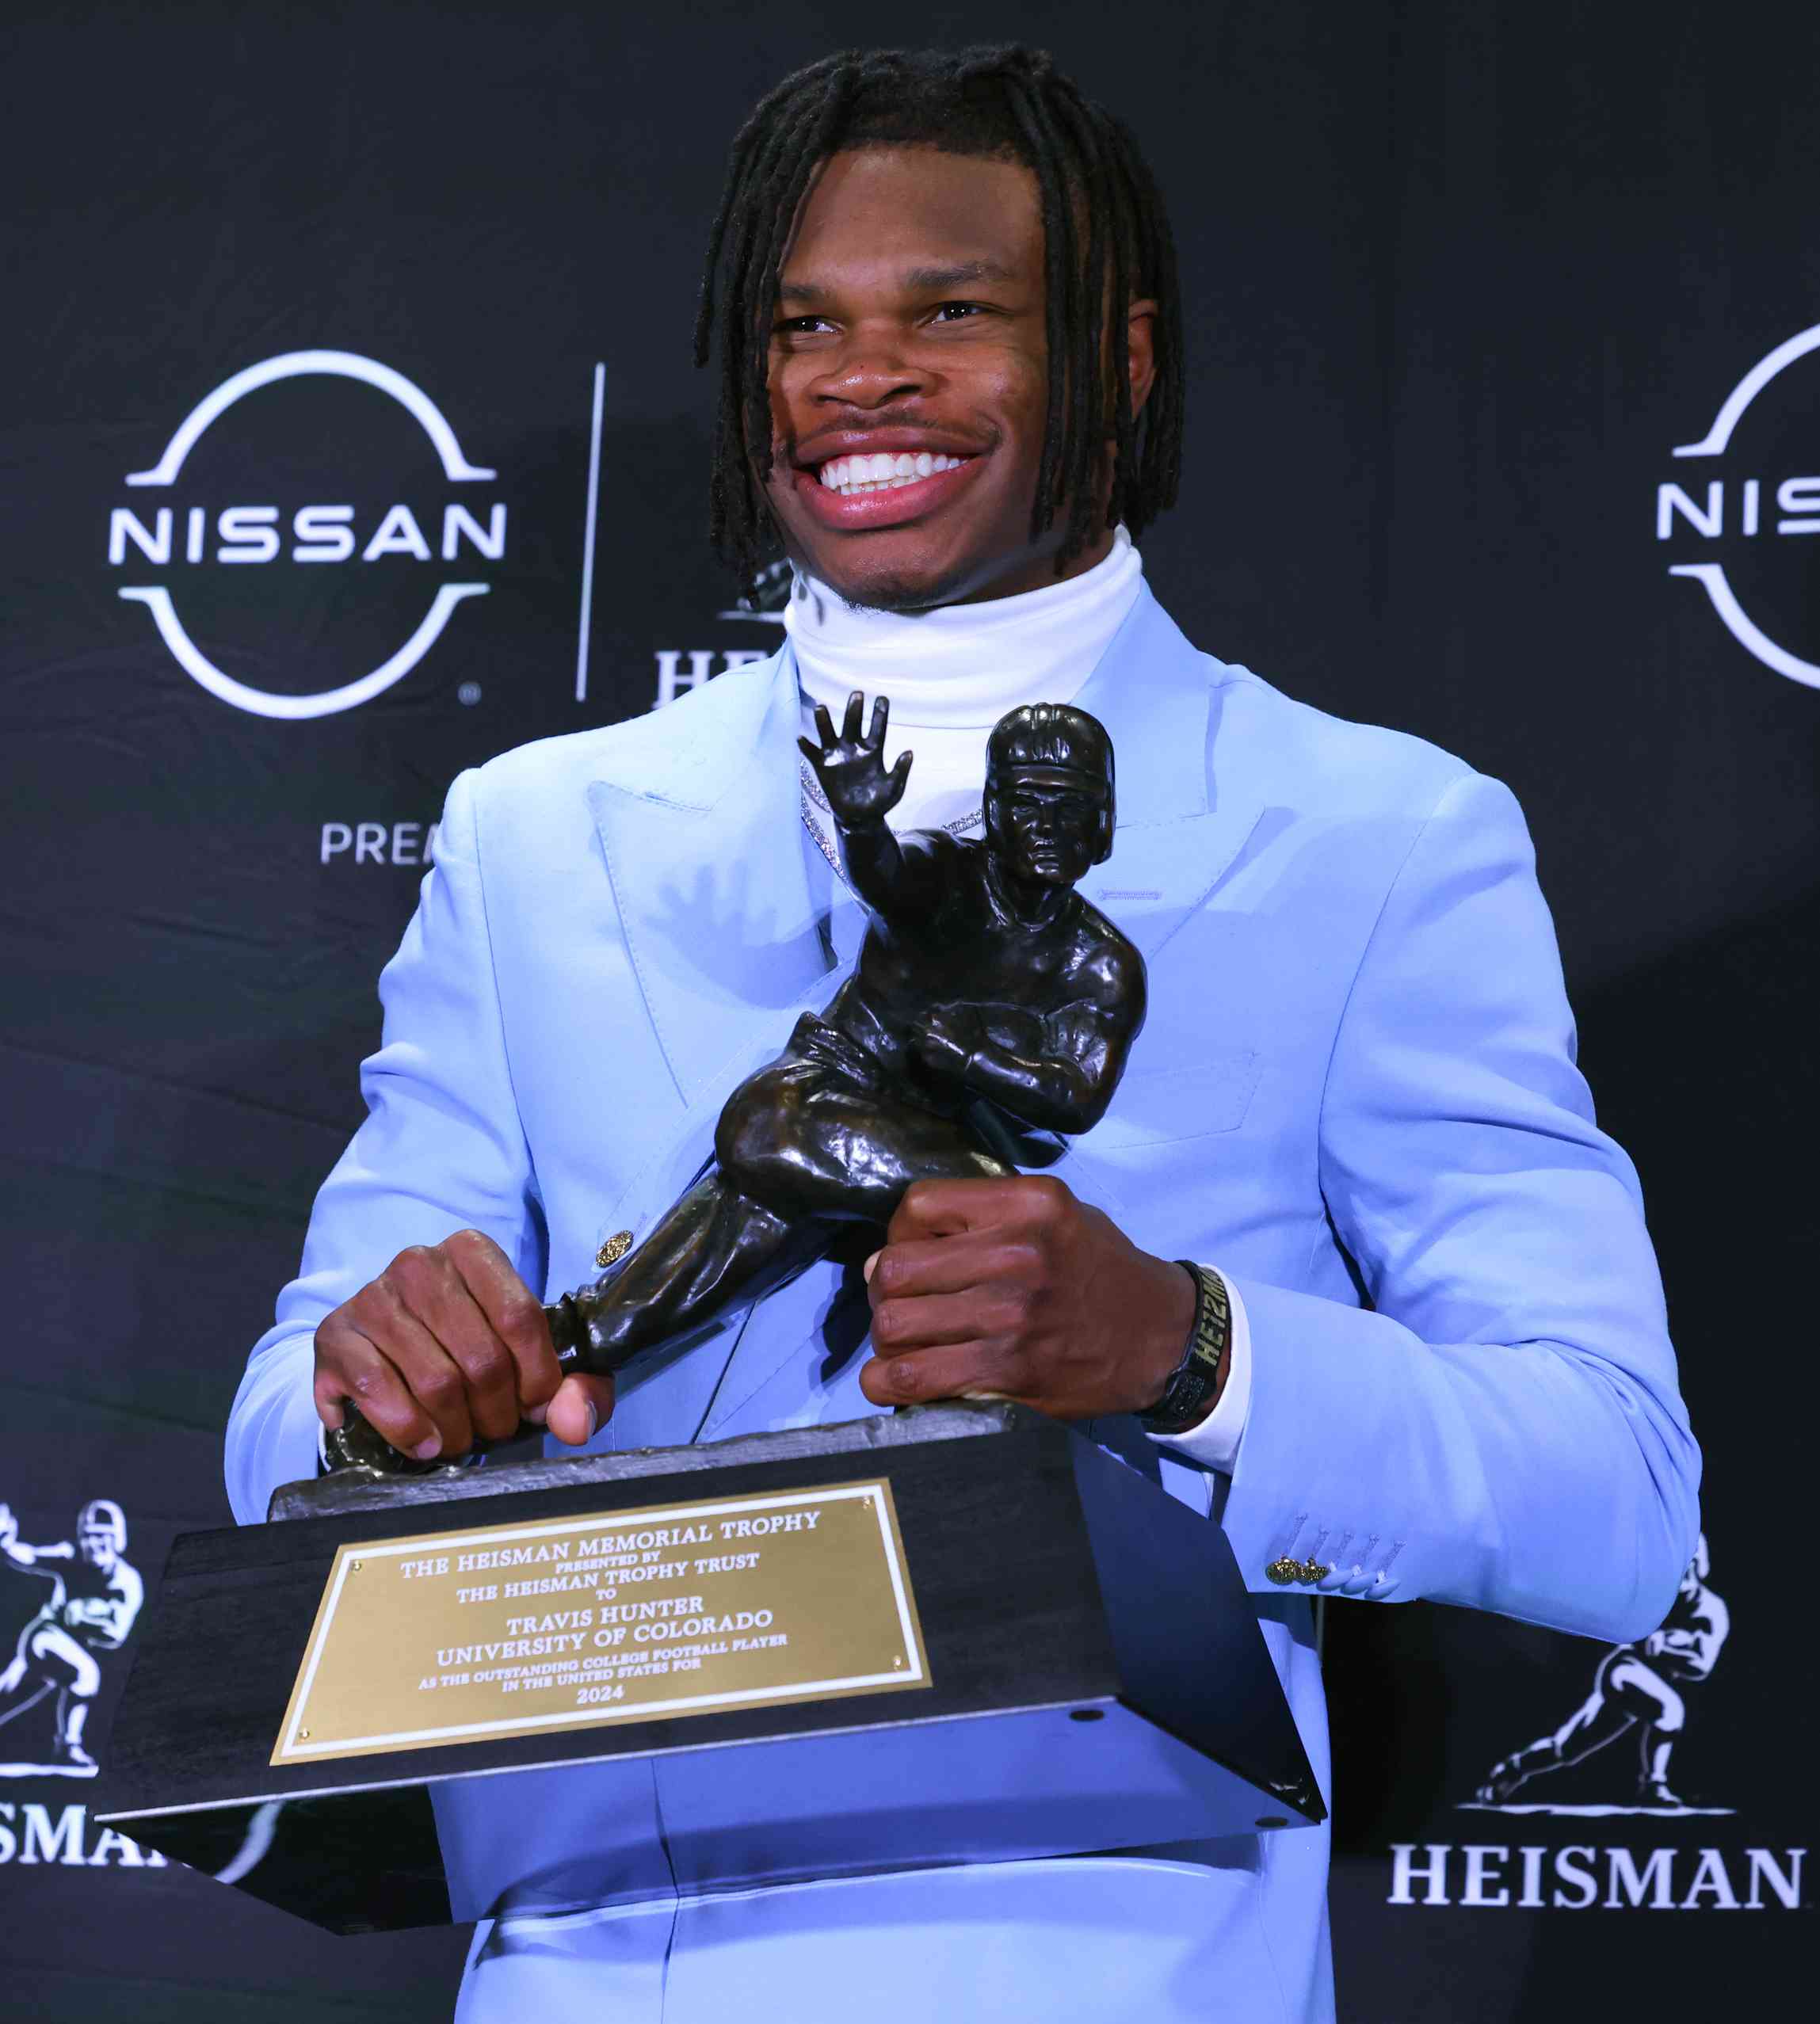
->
xmin=273 ymin=1478 xmax=929 ymax=1765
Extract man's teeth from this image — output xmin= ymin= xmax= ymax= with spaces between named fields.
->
xmin=817 ymin=452 xmax=968 ymax=495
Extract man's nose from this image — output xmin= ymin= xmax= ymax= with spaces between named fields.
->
xmin=811 ymin=326 xmax=933 ymax=409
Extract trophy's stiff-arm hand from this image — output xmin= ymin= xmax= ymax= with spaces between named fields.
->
xmin=798 ymin=690 xmax=910 ymax=828
xmin=799 ymin=690 xmax=941 ymax=919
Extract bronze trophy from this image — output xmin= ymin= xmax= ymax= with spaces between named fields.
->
xmin=326 ymin=693 xmax=1147 ymax=1474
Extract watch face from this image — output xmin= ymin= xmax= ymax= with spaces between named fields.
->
xmin=1146 ymin=1374 xmax=1215 ymax=1435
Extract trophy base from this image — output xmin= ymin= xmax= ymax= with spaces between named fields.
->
xmin=97 ymin=1404 xmax=1322 ymax=1931
xmin=274 ymin=1399 xmax=1006 ymax=1522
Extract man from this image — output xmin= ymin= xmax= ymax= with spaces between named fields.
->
xmin=227 ymin=44 xmax=1699 ymax=2023
xmin=0 ymin=1499 xmax=143 ymax=1776
xmin=1478 ymin=1537 xmax=1727 ymax=1810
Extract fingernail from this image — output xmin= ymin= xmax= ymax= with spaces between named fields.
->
xmin=864 ymin=1250 xmax=881 ymax=1283
xmin=582 ymin=1400 xmax=598 ymax=1442
xmin=413 ymin=1435 xmax=443 ymax=1461
xmin=525 ymin=1401 xmax=549 ymax=1426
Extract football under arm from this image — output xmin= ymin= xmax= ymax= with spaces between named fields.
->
xmin=960 ymin=990 xmax=1138 ymax=1136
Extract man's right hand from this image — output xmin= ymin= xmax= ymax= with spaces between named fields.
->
xmin=313 ymin=1229 xmax=615 ymax=1459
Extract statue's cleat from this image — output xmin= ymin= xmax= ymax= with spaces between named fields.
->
xmin=1637 ymin=1779 xmax=1685 ymax=1808
xmin=323 ymin=1408 xmax=427 ymax=1475
xmin=323 ymin=1401 xmax=505 ymax=1475
xmin=53 ymin=1742 xmax=98 ymax=1777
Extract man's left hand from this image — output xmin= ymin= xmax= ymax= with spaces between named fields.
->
xmin=859 ymin=1176 xmax=1196 ymax=1419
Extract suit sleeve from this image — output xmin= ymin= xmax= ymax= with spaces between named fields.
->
xmin=223 ymin=769 xmax=543 ymax=1523
xmin=1216 ymin=771 xmax=1700 ymax=1641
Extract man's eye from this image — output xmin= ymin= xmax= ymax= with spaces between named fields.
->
xmin=775 ymin=315 xmax=836 ymax=336
xmin=931 ymin=302 xmax=986 ymax=323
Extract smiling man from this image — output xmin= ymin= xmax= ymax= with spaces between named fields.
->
xmin=227 ymin=44 xmax=1699 ymax=2024
xmin=731 ymin=147 xmax=1159 ymax=608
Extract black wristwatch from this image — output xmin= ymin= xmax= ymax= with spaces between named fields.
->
xmin=1139 ymin=1263 xmax=1233 ymax=1434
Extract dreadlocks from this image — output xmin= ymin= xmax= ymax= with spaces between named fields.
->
xmin=693 ymin=44 xmax=1186 ymax=589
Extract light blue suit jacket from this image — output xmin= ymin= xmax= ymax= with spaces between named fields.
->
xmin=227 ymin=586 xmax=1699 ymax=2023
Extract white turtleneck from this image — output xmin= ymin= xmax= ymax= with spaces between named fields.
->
xmin=784 ymin=526 xmax=1252 ymax=1477
xmin=789 ymin=526 xmax=1143 ymax=834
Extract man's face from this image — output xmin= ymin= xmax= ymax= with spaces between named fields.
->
xmin=986 ymin=768 xmax=1106 ymax=888
xmin=78 ymin=1527 xmax=116 ymax=1569
xmin=763 ymin=146 xmax=1146 ymax=610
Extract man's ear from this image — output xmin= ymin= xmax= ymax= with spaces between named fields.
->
xmin=1125 ymin=297 xmax=1158 ymax=421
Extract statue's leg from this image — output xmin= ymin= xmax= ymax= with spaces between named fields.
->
xmin=557 ymin=1171 xmax=830 ymax=1373
xmin=0 ymin=1653 xmax=52 ymax=1728
xmin=336 ymin=1178 xmax=829 ymax=1469
xmin=555 ymin=1051 xmax=1010 ymax=1374
xmin=716 ymin=1070 xmax=1009 ymax=1225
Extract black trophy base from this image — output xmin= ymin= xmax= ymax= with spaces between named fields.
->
xmin=97 ymin=1404 xmax=1322 ymax=1932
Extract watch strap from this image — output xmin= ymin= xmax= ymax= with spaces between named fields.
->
xmin=1139 ymin=1263 xmax=1233 ymax=1434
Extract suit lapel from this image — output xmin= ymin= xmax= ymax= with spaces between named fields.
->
xmin=588 ymin=654 xmax=834 ymax=1110
xmin=1071 ymin=587 xmax=1264 ymax=957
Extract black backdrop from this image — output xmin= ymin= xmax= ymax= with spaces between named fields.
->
xmin=2 ymin=3 xmax=1814 ymax=2018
